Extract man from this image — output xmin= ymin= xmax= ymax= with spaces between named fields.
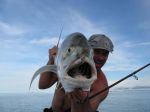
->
xmin=39 ymin=34 xmax=114 ymax=112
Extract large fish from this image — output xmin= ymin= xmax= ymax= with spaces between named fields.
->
xmin=30 ymin=32 xmax=97 ymax=92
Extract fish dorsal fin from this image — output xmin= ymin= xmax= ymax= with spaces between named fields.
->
xmin=29 ymin=65 xmax=57 ymax=89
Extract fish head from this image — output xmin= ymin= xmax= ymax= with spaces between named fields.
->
xmin=55 ymin=32 xmax=97 ymax=92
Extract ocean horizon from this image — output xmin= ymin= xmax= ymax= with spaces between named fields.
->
xmin=0 ymin=88 xmax=150 ymax=112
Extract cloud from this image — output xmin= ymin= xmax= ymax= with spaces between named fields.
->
xmin=1 ymin=3 xmax=149 ymax=93
xmin=61 ymin=9 xmax=108 ymax=37
xmin=0 ymin=65 xmax=39 ymax=93
xmin=0 ymin=61 xmax=56 ymax=93
xmin=0 ymin=21 xmax=26 ymax=36
xmin=24 ymin=8 xmax=103 ymax=41
xmin=121 ymin=41 xmax=150 ymax=48
xmin=103 ymin=45 xmax=140 ymax=72
xmin=29 ymin=36 xmax=63 ymax=46
xmin=41 ymin=9 xmax=147 ymax=73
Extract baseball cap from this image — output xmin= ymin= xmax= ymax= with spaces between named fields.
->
xmin=88 ymin=34 xmax=114 ymax=52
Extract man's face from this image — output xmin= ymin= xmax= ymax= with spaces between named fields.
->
xmin=93 ymin=49 xmax=109 ymax=70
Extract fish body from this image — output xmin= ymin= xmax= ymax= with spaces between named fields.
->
xmin=30 ymin=32 xmax=97 ymax=92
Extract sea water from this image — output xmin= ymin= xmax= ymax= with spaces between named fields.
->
xmin=99 ymin=89 xmax=150 ymax=112
xmin=0 ymin=89 xmax=150 ymax=112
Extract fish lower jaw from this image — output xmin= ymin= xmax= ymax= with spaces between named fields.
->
xmin=73 ymin=74 xmax=88 ymax=80
xmin=61 ymin=75 xmax=96 ymax=92
xmin=61 ymin=80 xmax=92 ymax=92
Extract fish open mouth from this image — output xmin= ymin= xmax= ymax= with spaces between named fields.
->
xmin=67 ymin=62 xmax=92 ymax=79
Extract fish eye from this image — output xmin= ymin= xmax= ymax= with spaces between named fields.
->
xmin=68 ymin=48 xmax=71 ymax=52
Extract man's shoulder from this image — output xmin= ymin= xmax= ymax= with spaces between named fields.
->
xmin=97 ymin=70 xmax=108 ymax=87
xmin=97 ymin=70 xmax=106 ymax=78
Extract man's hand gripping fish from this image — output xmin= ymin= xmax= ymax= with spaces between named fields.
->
xmin=30 ymin=32 xmax=97 ymax=92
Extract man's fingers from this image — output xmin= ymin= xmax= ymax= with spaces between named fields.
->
xmin=71 ymin=89 xmax=89 ymax=102
xmin=49 ymin=46 xmax=58 ymax=56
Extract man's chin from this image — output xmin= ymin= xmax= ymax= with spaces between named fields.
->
xmin=96 ymin=64 xmax=104 ymax=69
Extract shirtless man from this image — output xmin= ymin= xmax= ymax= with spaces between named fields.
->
xmin=39 ymin=34 xmax=114 ymax=112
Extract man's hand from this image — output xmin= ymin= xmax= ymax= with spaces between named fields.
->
xmin=67 ymin=88 xmax=93 ymax=112
xmin=70 ymin=88 xmax=89 ymax=103
xmin=48 ymin=46 xmax=58 ymax=63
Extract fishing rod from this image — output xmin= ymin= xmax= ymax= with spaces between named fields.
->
xmin=56 ymin=26 xmax=63 ymax=48
xmin=89 ymin=63 xmax=150 ymax=99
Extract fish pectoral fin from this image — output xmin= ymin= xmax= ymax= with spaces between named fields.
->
xmin=29 ymin=65 xmax=57 ymax=89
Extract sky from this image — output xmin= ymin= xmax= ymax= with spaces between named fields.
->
xmin=0 ymin=0 xmax=150 ymax=93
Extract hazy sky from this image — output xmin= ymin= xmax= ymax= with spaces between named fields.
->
xmin=0 ymin=0 xmax=150 ymax=93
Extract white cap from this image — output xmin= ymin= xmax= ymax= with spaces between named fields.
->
xmin=88 ymin=34 xmax=114 ymax=52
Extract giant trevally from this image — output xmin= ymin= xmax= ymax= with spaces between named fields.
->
xmin=30 ymin=32 xmax=97 ymax=92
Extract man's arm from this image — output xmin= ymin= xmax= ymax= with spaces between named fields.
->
xmin=39 ymin=46 xmax=58 ymax=89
